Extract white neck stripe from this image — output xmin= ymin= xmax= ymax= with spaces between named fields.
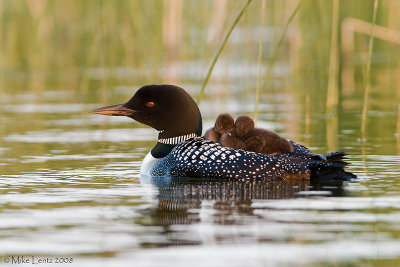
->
xmin=158 ymin=133 xmax=196 ymax=145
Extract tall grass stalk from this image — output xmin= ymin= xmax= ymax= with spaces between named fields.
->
xmin=196 ymin=0 xmax=253 ymax=105
xmin=326 ymin=0 xmax=340 ymax=114
xmin=397 ymin=103 xmax=400 ymax=135
xmin=253 ymin=0 xmax=267 ymax=123
xmin=259 ymin=1 xmax=302 ymax=94
xmin=397 ymin=103 xmax=400 ymax=154
xmin=326 ymin=0 xmax=340 ymax=151
xmin=360 ymin=0 xmax=379 ymax=141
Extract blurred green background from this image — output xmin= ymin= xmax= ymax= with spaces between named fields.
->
xmin=1 ymin=0 xmax=399 ymax=140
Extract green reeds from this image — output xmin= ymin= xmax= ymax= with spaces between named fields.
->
xmin=397 ymin=101 xmax=400 ymax=154
xmin=253 ymin=1 xmax=303 ymax=119
xmin=360 ymin=0 xmax=379 ymax=141
xmin=397 ymin=101 xmax=400 ymax=135
xmin=261 ymin=2 xmax=302 ymax=92
xmin=196 ymin=0 xmax=253 ymax=105
xmin=253 ymin=0 xmax=267 ymax=123
xmin=326 ymin=0 xmax=340 ymax=115
xmin=326 ymin=0 xmax=340 ymax=152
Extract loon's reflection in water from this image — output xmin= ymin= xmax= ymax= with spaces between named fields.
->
xmin=136 ymin=176 xmax=346 ymax=247
xmin=143 ymin=176 xmax=346 ymax=202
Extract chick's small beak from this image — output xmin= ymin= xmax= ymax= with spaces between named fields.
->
xmin=226 ymin=130 xmax=232 ymax=136
xmin=90 ymin=103 xmax=135 ymax=116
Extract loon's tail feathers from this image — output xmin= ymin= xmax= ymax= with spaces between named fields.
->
xmin=324 ymin=152 xmax=350 ymax=167
xmin=255 ymin=151 xmax=356 ymax=181
xmin=308 ymin=162 xmax=357 ymax=181
xmin=279 ymin=151 xmax=351 ymax=167
xmin=282 ymin=159 xmax=356 ymax=181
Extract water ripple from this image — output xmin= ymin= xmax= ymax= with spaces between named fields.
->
xmin=4 ymin=128 xmax=157 ymax=143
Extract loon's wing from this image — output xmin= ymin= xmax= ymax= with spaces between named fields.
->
xmin=289 ymin=140 xmax=312 ymax=154
xmin=159 ymin=138 xmax=356 ymax=181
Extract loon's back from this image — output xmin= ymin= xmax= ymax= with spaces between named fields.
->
xmin=148 ymin=138 xmax=356 ymax=181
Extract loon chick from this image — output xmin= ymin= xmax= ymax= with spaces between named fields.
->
xmin=204 ymin=113 xmax=235 ymax=143
xmin=204 ymin=113 xmax=246 ymax=149
xmin=91 ymin=84 xmax=356 ymax=181
xmin=234 ymin=115 xmax=294 ymax=155
xmin=219 ymin=130 xmax=247 ymax=150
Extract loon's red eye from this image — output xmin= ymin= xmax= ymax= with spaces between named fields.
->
xmin=146 ymin=101 xmax=155 ymax=108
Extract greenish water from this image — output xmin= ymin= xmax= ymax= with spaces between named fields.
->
xmin=1 ymin=1 xmax=400 ymax=266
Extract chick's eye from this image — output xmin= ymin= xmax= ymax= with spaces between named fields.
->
xmin=146 ymin=101 xmax=155 ymax=108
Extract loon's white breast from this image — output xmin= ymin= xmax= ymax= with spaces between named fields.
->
xmin=140 ymin=152 xmax=161 ymax=176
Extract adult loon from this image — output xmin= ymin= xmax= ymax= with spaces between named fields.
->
xmin=91 ymin=84 xmax=356 ymax=181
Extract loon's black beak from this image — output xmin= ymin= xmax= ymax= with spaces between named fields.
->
xmin=90 ymin=103 xmax=135 ymax=117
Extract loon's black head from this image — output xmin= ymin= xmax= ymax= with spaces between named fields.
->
xmin=91 ymin=84 xmax=202 ymax=157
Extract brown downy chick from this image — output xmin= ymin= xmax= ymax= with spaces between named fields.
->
xmin=235 ymin=115 xmax=294 ymax=154
xmin=219 ymin=114 xmax=252 ymax=150
xmin=204 ymin=113 xmax=235 ymax=143
xmin=219 ymin=132 xmax=246 ymax=150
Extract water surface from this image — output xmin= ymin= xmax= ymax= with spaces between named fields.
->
xmin=1 ymin=88 xmax=400 ymax=266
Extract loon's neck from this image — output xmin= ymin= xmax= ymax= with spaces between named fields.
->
xmin=151 ymin=143 xmax=176 ymax=158
xmin=151 ymin=118 xmax=202 ymax=158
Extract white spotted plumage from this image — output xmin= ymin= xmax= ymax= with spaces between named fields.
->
xmin=147 ymin=138 xmax=315 ymax=179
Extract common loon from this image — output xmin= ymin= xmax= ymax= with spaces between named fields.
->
xmin=91 ymin=84 xmax=356 ymax=181
xmin=230 ymin=115 xmax=294 ymax=154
